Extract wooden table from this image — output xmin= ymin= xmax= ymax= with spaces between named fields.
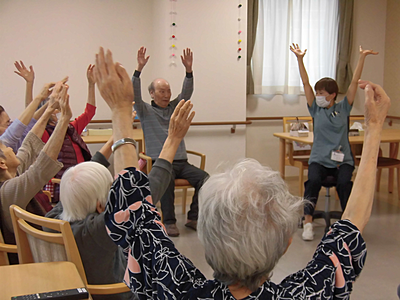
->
xmin=82 ymin=128 xmax=144 ymax=153
xmin=273 ymin=129 xmax=400 ymax=189
xmin=0 ymin=261 xmax=90 ymax=299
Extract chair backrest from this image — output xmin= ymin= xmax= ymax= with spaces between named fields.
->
xmin=282 ymin=116 xmax=313 ymax=133
xmin=0 ymin=228 xmax=17 ymax=266
xmin=349 ymin=116 xmax=365 ymax=127
xmin=10 ymin=204 xmax=131 ymax=296
xmin=10 ymin=204 xmax=88 ymax=284
xmin=282 ymin=116 xmax=313 ymax=157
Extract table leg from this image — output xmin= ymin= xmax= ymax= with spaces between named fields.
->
xmin=279 ymin=138 xmax=285 ymax=179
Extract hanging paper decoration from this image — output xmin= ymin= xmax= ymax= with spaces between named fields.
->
xmin=237 ymin=1 xmax=243 ymax=60
xmin=170 ymin=0 xmax=177 ymax=64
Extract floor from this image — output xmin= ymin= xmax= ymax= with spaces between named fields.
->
xmin=170 ymin=170 xmax=400 ymax=300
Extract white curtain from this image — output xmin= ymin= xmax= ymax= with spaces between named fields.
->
xmin=252 ymin=0 xmax=339 ymax=95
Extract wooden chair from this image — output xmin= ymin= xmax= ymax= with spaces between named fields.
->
xmin=376 ymin=149 xmax=400 ymax=198
xmin=9 ymin=204 xmax=130 ymax=297
xmin=349 ymin=116 xmax=365 ymax=166
xmin=139 ymin=150 xmax=206 ymax=214
xmin=282 ymin=117 xmax=313 ymax=196
xmin=0 ymin=229 xmax=18 ymax=266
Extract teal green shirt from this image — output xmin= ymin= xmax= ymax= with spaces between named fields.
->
xmin=308 ymin=97 xmax=354 ymax=168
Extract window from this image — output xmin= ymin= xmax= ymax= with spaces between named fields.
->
xmin=252 ymin=0 xmax=339 ymax=95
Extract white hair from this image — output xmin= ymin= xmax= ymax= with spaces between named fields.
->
xmin=60 ymin=162 xmax=113 ymax=222
xmin=198 ymin=159 xmax=303 ymax=291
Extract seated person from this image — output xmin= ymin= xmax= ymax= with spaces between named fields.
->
xmin=132 ymin=46 xmax=208 ymax=236
xmin=290 ymin=44 xmax=378 ymax=240
xmin=43 ymin=65 xmax=97 ymax=202
xmin=46 ymin=110 xmax=182 ymax=299
xmin=96 ymin=47 xmax=389 ymax=299
xmin=0 ymin=82 xmax=70 ymax=264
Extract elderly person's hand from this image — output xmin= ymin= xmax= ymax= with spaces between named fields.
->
xmin=14 ymin=60 xmax=35 ymax=83
xmin=168 ymin=100 xmax=194 ymax=140
xmin=181 ymin=48 xmax=193 ymax=73
xmin=137 ymin=47 xmax=150 ymax=72
xmin=95 ymin=48 xmax=133 ymax=111
xmin=358 ymin=80 xmax=390 ymax=128
xmin=87 ymin=64 xmax=96 ymax=85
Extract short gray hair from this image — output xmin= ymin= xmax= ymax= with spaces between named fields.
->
xmin=198 ymin=159 xmax=303 ymax=291
xmin=148 ymin=81 xmax=155 ymax=94
xmin=60 ymin=162 xmax=113 ymax=222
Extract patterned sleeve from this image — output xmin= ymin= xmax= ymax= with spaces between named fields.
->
xmin=280 ymin=219 xmax=366 ymax=299
xmin=104 ymin=167 xmax=206 ymax=300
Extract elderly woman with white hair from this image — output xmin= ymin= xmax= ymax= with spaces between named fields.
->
xmin=46 ymin=135 xmax=175 ymax=300
xmin=95 ymin=48 xmax=389 ymax=299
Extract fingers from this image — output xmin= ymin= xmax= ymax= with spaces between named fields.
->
xmin=105 ymin=49 xmax=117 ymax=76
xmin=115 ymin=62 xmax=129 ymax=82
xmin=171 ymin=99 xmax=185 ymax=120
xmin=364 ymin=84 xmax=374 ymax=103
xmin=358 ymin=80 xmax=378 ymax=91
xmin=61 ymin=76 xmax=69 ymax=84
xmin=95 ymin=47 xmax=107 ymax=82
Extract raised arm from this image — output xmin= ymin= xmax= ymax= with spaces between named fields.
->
xmin=346 ymin=46 xmax=378 ymax=105
xmin=14 ymin=61 xmax=35 ymax=107
xmin=95 ymin=48 xmax=138 ymax=173
xmin=18 ymin=83 xmax=55 ymax=126
xmin=341 ymin=80 xmax=390 ymax=232
xmin=87 ymin=64 xmax=96 ymax=107
xmin=176 ymin=48 xmax=194 ymax=102
xmin=40 ymin=83 xmax=72 ymax=160
xmin=290 ymin=44 xmax=315 ymax=106
xmin=132 ymin=47 xmax=150 ymax=116
xmin=136 ymin=46 xmax=150 ymax=73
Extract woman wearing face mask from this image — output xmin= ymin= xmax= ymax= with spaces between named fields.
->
xmin=290 ymin=44 xmax=378 ymax=241
xmin=42 ymin=64 xmax=97 ymax=203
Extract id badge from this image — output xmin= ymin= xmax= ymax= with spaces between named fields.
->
xmin=331 ymin=150 xmax=344 ymax=162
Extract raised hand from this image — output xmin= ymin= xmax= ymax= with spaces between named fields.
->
xmin=37 ymin=83 xmax=56 ymax=101
xmin=87 ymin=64 xmax=96 ymax=85
xmin=58 ymin=84 xmax=72 ymax=120
xmin=14 ymin=60 xmax=35 ymax=82
xmin=359 ymin=45 xmax=379 ymax=57
xmin=358 ymin=80 xmax=390 ymax=128
xmin=95 ymin=47 xmax=133 ymax=111
xmin=137 ymin=46 xmax=150 ymax=72
xmin=181 ymin=48 xmax=193 ymax=73
xmin=168 ymin=100 xmax=195 ymax=140
xmin=290 ymin=43 xmax=307 ymax=59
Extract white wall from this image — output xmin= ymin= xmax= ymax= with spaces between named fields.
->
xmin=0 ymin=0 xmax=247 ymax=173
xmin=246 ymin=0 xmax=388 ymax=178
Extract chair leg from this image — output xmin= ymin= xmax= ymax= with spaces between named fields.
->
xmin=389 ymin=168 xmax=394 ymax=193
xmin=397 ymin=167 xmax=400 ymax=199
xmin=182 ymin=188 xmax=187 ymax=214
xmin=299 ymin=168 xmax=304 ymax=196
xmin=376 ymin=168 xmax=382 ymax=192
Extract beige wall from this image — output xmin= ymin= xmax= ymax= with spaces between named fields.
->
xmin=384 ymin=0 xmax=400 ymax=116
xmin=0 ymin=0 xmax=247 ymax=173
xmin=246 ymin=0 xmax=388 ymax=179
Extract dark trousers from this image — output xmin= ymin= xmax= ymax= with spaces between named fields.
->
xmin=158 ymin=160 xmax=209 ymax=225
xmin=304 ymin=162 xmax=354 ymax=216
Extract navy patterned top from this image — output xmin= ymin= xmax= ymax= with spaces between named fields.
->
xmin=105 ymin=168 xmax=366 ymax=300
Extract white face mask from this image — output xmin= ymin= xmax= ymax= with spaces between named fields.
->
xmin=316 ymin=96 xmax=331 ymax=108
